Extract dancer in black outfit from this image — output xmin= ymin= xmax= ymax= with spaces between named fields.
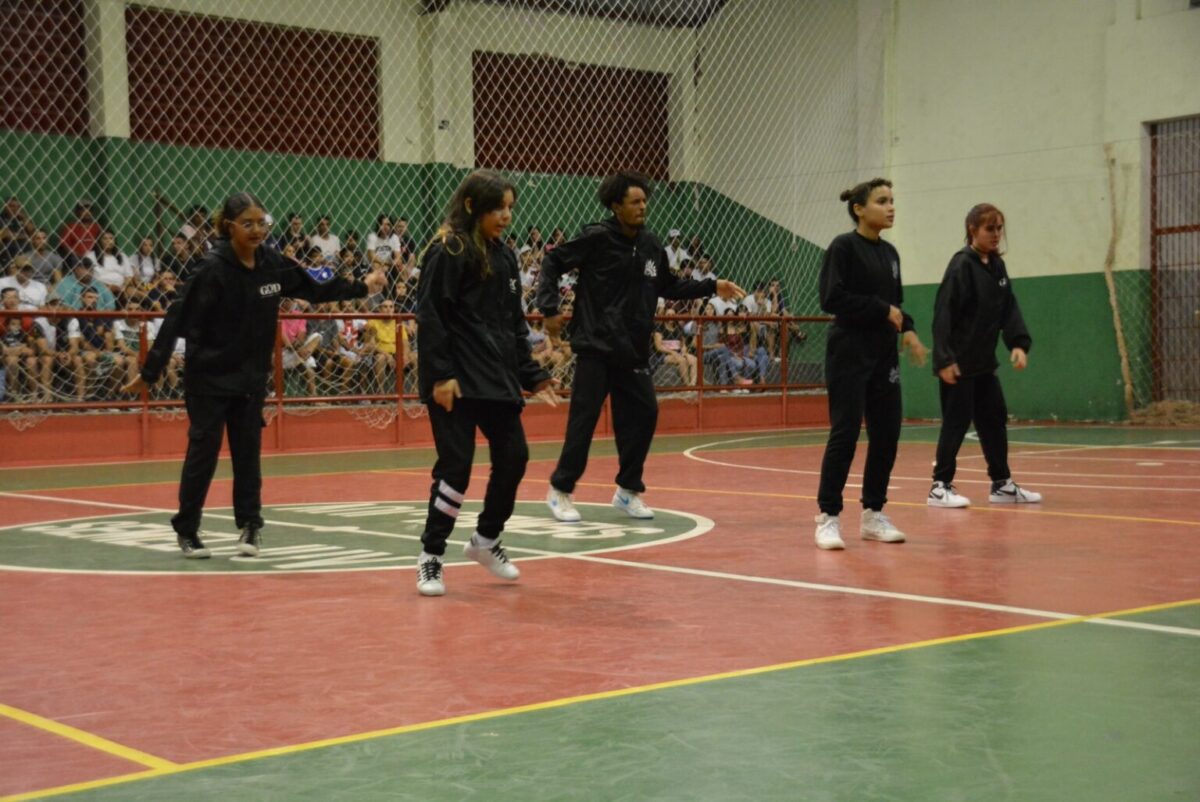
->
xmin=414 ymin=170 xmax=559 ymax=597
xmin=928 ymin=203 xmax=1041 ymax=508
xmin=814 ymin=178 xmax=928 ymax=550
xmin=535 ymin=171 xmax=744 ymax=523
xmin=124 ymin=193 xmax=385 ymax=558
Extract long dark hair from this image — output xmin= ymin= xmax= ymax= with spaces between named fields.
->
xmin=427 ymin=169 xmax=516 ymax=277
xmin=212 ymin=192 xmax=266 ymax=240
xmin=839 ymin=178 xmax=892 ymax=223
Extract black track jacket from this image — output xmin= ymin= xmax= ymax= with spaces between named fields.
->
xmin=141 ymin=241 xmax=368 ymax=395
xmin=417 ymin=237 xmax=549 ymax=405
xmin=818 ymin=231 xmax=914 ymax=335
xmin=932 ymin=247 xmax=1031 ymax=378
xmin=534 ymin=217 xmax=717 ymax=368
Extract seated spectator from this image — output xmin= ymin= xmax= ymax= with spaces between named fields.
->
xmin=59 ymin=200 xmax=101 ymax=258
xmin=722 ymin=310 xmax=759 ymax=391
xmin=366 ymin=215 xmax=398 ymax=270
xmin=307 ymin=302 xmax=349 ymax=394
xmin=687 ymin=234 xmax=704 ymax=260
xmin=0 ymin=196 xmax=37 ymax=263
xmin=144 ymin=270 xmax=179 ymax=311
xmin=665 ymin=228 xmax=689 ymax=272
xmin=279 ymin=298 xmax=320 ymax=396
xmin=693 ymin=254 xmax=717 ymax=283
xmin=282 ymin=213 xmax=309 ymax=254
xmin=361 ymin=298 xmax=413 ymax=393
xmin=178 ymin=204 xmax=211 ymax=253
xmin=160 ymin=233 xmax=195 ymax=280
xmin=310 ymin=215 xmax=340 ymax=259
xmin=697 ymin=302 xmax=739 ymax=390
xmin=52 ymin=257 xmax=117 ymax=311
xmin=528 ymin=316 xmax=569 ymax=373
xmin=32 ymin=297 xmax=76 ymax=401
xmin=394 ymin=217 xmax=417 ymax=270
xmin=73 ymin=287 xmax=119 ymax=400
xmin=741 ymin=282 xmax=778 ymax=356
xmin=652 ymin=307 xmax=697 ymax=387
xmin=546 ymin=227 xmax=565 ymax=253
xmin=130 ymin=236 xmax=159 ymax=284
xmin=0 ymin=255 xmax=49 ymax=310
xmin=1 ymin=287 xmax=38 ymax=401
xmin=87 ymin=231 xmax=134 ymax=296
xmin=526 ymin=225 xmax=544 ymax=254
xmin=113 ymin=303 xmax=149 ymax=398
xmin=24 ymin=229 xmax=63 ymax=285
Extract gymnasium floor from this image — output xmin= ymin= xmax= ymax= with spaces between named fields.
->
xmin=1 ymin=424 xmax=1198 ymax=801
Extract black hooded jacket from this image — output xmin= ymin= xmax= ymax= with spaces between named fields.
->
xmin=141 ymin=240 xmax=368 ymax=395
xmin=534 ymin=217 xmax=717 ymax=368
xmin=932 ymin=246 xmax=1031 ymax=378
xmin=416 ymin=236 xmax=549 ymax=405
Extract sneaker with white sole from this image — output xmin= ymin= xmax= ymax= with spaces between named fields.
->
xmin=927 ymin=481 xmax=971 ymax=508
xmin=861 ymin=510 xmax=906 ymax=543
xmin=176 ymin=531 xmax=211 ymax=559
xmin=464 ymin=535 xmax=520 ymax=581
xmin=416 ymin=555 xmax=445 ymax=596
xmin=989 ymin=480 xmax=1042 ymax=504
xmin=814 ymin=513 xmax=845 ymax=550
xmin=612 ymin=488 xmax=654 ymax=519
xmin=547 ymin=487 xmax=582 ymax=522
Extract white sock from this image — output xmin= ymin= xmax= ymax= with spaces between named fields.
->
xmin=471 ymin=533 xmax=498 ymax=550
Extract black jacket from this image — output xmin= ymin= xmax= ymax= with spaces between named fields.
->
xmin=141 ymin=241 xmax=368 ymax=395
xmin=417 ymin=236 xmax=549 ymax=405
xmin=932 ymin=247 xmax=1031 ymax=378
xmin=819 ymin=231 xmax=914 ymax=335
xmin=534 ymin=217 xmax=717 ymax=368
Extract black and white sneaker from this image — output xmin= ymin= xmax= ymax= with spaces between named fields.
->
xmin=989 ymin=480 xmax=1043 ymax=504
xmin=177 ymin=531 xmax=211 ymax=559
xmin=416 ymin=556 xmax=445 ymax=596
xmin=464 ymin=536 xmax=520 ymax=581
xmin=928 ymin=481 xmax=971 ymax=508
xmin=237 ymin=525 xmax=262 ymax=557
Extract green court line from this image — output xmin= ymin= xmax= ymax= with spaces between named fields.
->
xmin=7 ymin=599 xmax=1197 ymax=801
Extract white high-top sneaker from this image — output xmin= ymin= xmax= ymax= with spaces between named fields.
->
xmin=814 ymin=513 xmax=845 ymax=550
xmin=546 ymin=486 xmax=582 ymax=522
xmin=463 ymin=534 xmax=520 ymax=581
xmin=612 ymin=488 xmax=654 ymax=519
xmin=860 ymin=510 xmax=906 ymax=543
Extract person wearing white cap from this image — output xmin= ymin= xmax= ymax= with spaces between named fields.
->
xmin=665 ymin=228 xmax=689 ymax=272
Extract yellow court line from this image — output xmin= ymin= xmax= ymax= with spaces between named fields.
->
xmin=7 ymin=597 xmax=1197 ymax=802
xmin=0 ymin=703 xmax=176 ymax=773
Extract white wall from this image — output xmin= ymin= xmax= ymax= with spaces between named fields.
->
xmin=695 ymin=0 xmax=890 ymax=246
xmin=886 ymin=0 xmax=1200 ymax=283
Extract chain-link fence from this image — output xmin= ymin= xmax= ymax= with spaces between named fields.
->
xmin=1 ymin=0 xmax=876 ymax=428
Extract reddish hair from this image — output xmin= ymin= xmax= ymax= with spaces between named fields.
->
xmin=965 ymin=203 xmax=1006 ymax=254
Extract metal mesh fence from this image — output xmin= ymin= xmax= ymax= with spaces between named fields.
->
xmin=1 ymin=0 xmax=875 ymax=426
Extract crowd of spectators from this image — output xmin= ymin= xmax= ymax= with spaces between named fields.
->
xmin=0 ymin=195 xmax=805 ymax=405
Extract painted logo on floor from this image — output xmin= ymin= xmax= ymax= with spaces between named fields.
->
xmin=0 ymin=501 xmax=712 ymax=574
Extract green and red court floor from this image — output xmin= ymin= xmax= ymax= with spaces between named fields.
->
xmin=1 ymin=425 xmax=1197 ymax=800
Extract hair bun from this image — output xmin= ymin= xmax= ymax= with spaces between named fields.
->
xmin=839 ymin=189 xmax=854 ymax=202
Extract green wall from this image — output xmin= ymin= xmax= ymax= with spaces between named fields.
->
xmin=899 ymin=271 xmax=1151 ymax=422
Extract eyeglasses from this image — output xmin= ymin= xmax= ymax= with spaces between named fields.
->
xmin=234 ymin=219 xmax=271 ymax=232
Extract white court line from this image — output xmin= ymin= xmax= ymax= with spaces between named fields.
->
xmin=3 ymin=490 xmax=1197 ymax=639
xmin=954 ymin=466 xmax=1199 ymax=480
xmin=680 ymin=445 xmax=1200 ymax=494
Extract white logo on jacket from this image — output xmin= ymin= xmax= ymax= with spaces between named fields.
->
xmin=999 ymin=277 xmax=1008 ymax=287
xmin=889 ymin=367 xmax=900 ymax=384
xmin=509 ymin=278 xmax=518 ymax=294
xmin=644 ymin=260 xmax=657 ymax=278
xmin=891 ymin=261 xmax=899 ymax=280
xmin=260 ymin=283 xmax=282 ymax=297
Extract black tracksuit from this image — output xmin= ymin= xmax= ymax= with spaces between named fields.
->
xmin=535 ymin=217 xmax=717 ymax=494
xmin=816 ymin=231 xmax=914 ymax=516
xmin=931 ymin=247 xmax=1031 ymax=484
xmin=141 ymin=241 xmax=369 ymax=537
xmin=416 ymin=237 xmax=550 ymax=556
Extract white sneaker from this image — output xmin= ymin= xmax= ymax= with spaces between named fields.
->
xmin=546 ymin=487 xmax=582 ymax=522
xmin=612 ymin=488 xmax=654 ymax=519
xmin=416 ymin=555 xmax=445 ymax=596
xmin=861 ymin=510 xmax=906 ymax=543
xmin=989 ymin=480 xmax=1043 ymax=504
xmin=814 ymin=513 xmax=845 ymax=550
xmin=927 ymin=481 xmax=971 ymax=508
xmin=464 ymin=535 xmax=520 ymax=581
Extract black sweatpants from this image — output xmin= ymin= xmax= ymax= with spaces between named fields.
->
xmin=932 ymin=372 xmax=1010 ymax=484
xmin=816 ymin=328 xmax=902 ymax=516
xmin=421 ymin=398 xmax=529 ymax=557
xmin=549 ymin=356 xmax=658 ymax=495
xmin=173 ymin=391 xmax=266 ymax=537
